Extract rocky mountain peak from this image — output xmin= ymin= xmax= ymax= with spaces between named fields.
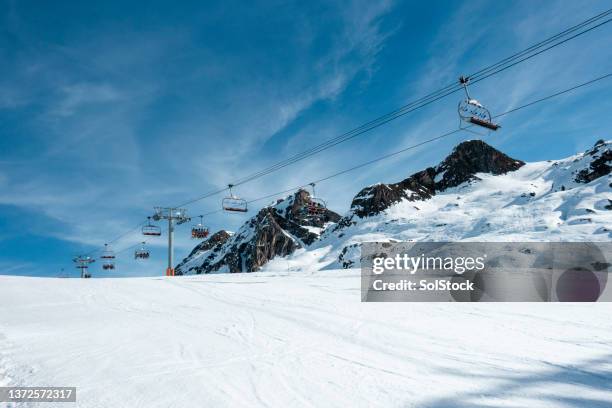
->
xmin=176 ymin=190 xmax=340 ymax=274
xmin=178 ymin=138 xmax=610 ymax=275
xmin=349 ymin=140 xmax=524 ymax=218
xmin=435 ymin=140 xmax=525 ymax=188
xmin=575 ymin=139 xmax=611 ymax=183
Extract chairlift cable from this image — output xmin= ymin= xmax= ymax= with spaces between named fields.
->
xmin=174 ymin=11 xmax=612 ymax=208
xmin=225 ymin=11 xmax=612 ymax=187
xmin=79 ymin=9 xmax=612 ymax=262
xmin=197 ymin=73 xmax=612 ymax=215
xmin=97 ymin=72 xmax=612 ymax=265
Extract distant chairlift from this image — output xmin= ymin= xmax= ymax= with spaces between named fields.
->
xmin=135 ymin=242 xmax=150 ymax=260
xmin=457 ymin=76 xmax=500 ymax=133
xmin=303 ymin=183 xmax=327 ymax=220
xmin=191 ymin=215 xmax=210 ymax=239
xmin=101 ymin=243 xmax=116 ymax=270
xmin=142 ymin=216 xmax=162 ymax=236
xmin=73 ymin=255 xmax=94 ymax=278
xmin=222 ymin=184 xmax=248 ymax=213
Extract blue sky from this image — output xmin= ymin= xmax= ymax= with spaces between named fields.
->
xmin=1 ymin=0 xmax=611 ymax=277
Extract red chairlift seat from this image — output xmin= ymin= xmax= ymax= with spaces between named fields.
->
xmin=191 ymin=215 xmax=210 ymax=239
xmin=307 ymin=199 xmax=327 ymax=215
xmin=191 ymin=228 xmax=209 ymax=239
xmin=302 ymin=183 xmax=328 ymax=219
xmin=468 ymin=116 xmax=500 ymax=131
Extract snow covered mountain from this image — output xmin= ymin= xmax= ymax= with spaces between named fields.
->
xmin=179 ymin=139 xmax=612 ymax=274
xmin=176 ymin=190 xmax=340 ymax=274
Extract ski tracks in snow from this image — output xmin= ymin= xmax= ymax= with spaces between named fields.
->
xmin=1 ymin=273 xmax=612 ymax=407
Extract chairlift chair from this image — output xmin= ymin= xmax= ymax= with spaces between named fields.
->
xmin=457 ymin=76 xmax=500 ymax=132
xmin=191 ymin=215 xmax=210 ymax=239
xmin=99 ymin=244 xmax=116 ymax=270
xmin=303 ymin=183 xmax=327 ymax=219
xmin=134 ymin=242 xmax=150 ymax=260
xmin=73 ymin=256 xmax=94 ymax=278
xmin=222 ymin=184 xmax=248 ymax=213
xmin=142 ymin=216 xmax=162 ymax=236
xmin=100 ymin=243 xmax=116 ymax=259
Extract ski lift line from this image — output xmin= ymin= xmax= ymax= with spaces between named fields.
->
xmin=464 ymin=9 xmax=612 ymax=82
xmin=79 ymin=11 xmax=612 ymax=266
xmin=101 ymin=72 xmax=611 ymax=265
xmin=203 ymin=73 xmax=612 ymax=213
xmin=81 ymin=220 xmax=147 ymax=258
xmin=173 ymin=12 xmax=612 ymax=209
xmin=492 ymin=73 xmax=612 ymax=119
xmin=113 ymin=227 xmax=169 ymax=258
xmin=232 ymin=17 xmax=612 ymax=185
xmin=467 ymin=17 xmax=612 ymax=89
xmin=225 ymin=12 xmax=612 ymax=184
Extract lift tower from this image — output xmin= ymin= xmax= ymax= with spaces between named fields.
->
xmin=152 ymin=207 xmax=189 ymax=276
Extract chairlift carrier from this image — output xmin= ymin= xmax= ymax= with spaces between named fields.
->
xmin=135 ymin=242 xmax=150 ymax=259
xmin=222 ymin=184 xmax=248 ymax=213
xmin=100 ymin=243 xmax=116 ymax=259
xmin=191 ymin=215 xmax=210 ymax=239
xmin=303 ymin=183 xmax=327 ymax=218
xmin=142 ymin=216 xmax=162 ymax=236
xmin=457 ymin=76 xmax=500 ymax=132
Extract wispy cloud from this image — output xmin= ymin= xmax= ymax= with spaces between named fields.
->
xmin=2 ymin=0 xmax=610 ymax=277
xmin=51 ymin=83 xmax=124 ymax=117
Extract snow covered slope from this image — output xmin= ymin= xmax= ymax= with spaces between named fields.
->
xmin=264 ymin=139 xmax=612 ymax=271
xmin=179 ymin=139 xmax=611 ymax=274
xmin=1 ymin=272 xmax=612 ymax=408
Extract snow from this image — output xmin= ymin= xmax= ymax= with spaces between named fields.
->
xmin=275 ymin=146 xmax=612 ymax=271
xmin=1 ymin=272 xmax=612 ymax=407
xmin=179 ymin=142 xmax=610 ymax=275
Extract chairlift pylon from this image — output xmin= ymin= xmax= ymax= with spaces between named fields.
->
xmin=135 ymin=242 xmax=150 ymax=260
xmin=142 ymin=216 xmax=162 ymax=236
xmin=222 ymin=184 xmax=248 ymax=213
xmin=457 ymin=76 xmax=500 ymax=132
xmin=191 ymin=215 xmax=209 ymax=239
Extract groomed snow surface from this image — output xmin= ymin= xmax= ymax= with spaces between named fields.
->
xmin=2 ymin=271 xmax=612 ymax=408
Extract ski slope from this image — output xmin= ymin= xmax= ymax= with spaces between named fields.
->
xmin=2 ymin=271 xmax=612 ymax=407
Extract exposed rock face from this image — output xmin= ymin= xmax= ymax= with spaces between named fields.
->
xmin=575 ymin=140 xmax=611 ymax=183
xmin=175 ymin=190 xmax=340 ymax=274
xmin=187 ymin=230 xmax=231 ymax=256
xmin=175 ymin=231 xmax=231 ymax=275
xmin=348 ymin=140 xmax=524 ymax=219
